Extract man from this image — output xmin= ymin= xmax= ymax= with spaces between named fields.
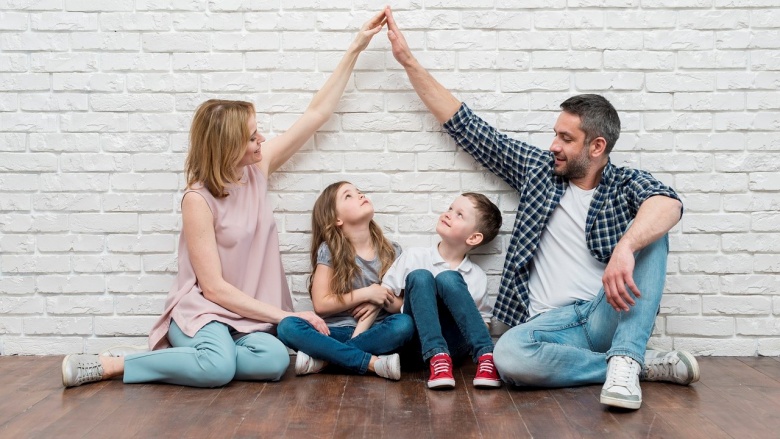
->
xmin=383 ymin=7 xmax=699 ymax=410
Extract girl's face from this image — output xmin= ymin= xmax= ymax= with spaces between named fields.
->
xmin=334 ymin=183 xmax=374 ymax=227
xmin=236 ymin=113 xmax=265 ymax=170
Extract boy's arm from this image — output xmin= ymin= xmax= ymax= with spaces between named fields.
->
xmin=351 ymin=306 xmax=380 ymax=338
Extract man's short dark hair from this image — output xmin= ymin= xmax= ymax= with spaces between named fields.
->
xmin=462 ymin=192 xmax=502 ymax=246
xmin=560 ymin=94 xmax=621 ymax=154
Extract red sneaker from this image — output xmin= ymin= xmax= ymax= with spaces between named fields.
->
xmin=427 ymin=353 xmax=455 ymax=389
xmin=473 ymin=353 xmax=501 ymax=388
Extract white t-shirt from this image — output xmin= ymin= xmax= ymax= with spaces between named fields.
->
xmin=527 ymin=184 xmax=607 ymax=317
xmin=381 ymin=244 xmax=492 ymax=324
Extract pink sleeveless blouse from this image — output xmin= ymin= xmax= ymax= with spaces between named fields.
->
xmin=147 ymin=164 xmax=293 ymax=350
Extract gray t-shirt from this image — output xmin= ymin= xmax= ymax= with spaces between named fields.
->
xmin=316 ymin=241 xmax=402 ymax=327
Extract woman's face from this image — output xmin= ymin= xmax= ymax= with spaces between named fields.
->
xmin=236 ymin=113 xmax=265 ymax=170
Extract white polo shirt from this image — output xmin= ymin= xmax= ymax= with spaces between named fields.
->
xmin=381 ymin=244 xmax=492 ymax=324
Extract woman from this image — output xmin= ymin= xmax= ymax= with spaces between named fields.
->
xmin=62 ymin=11 xmax=387 ymax=388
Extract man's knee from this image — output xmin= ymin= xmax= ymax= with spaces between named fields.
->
xmin=493 ymin=327 xmax=547 ymax=386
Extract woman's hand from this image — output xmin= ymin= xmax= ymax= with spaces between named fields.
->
xmin=351 ymin=9 xmax=387 ymax=52
xmin=293 ymin=311 xmax=330 ymax=336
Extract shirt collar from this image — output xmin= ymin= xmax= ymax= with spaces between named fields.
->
xmin=431 ymin=243 xmax=473 ymax=273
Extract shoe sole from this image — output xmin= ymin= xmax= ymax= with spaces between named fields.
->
xmin=294 ymin=353 xmax=309 ymax=376
xmin=677 ymin=351 xmax=701 ymax=384
xmin=600 ymin=393 xmax=642 ymax=410
xmin=61 ymin=354 xmax=73 ymax=387
xmin=473 ymin=378 xmax=502 ymax=388
xmin=428 ymin=378 xmax=455 ymax=389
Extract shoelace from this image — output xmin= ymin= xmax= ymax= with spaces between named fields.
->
xmin=477 ymin=358 xmax=495 ymax=375
xmin=76 ymin=359 xmax=104 ymax=385
xmin=605 ymin=357 xmax=637 ymax=388
xmin=431 ymin=358 xmax=451 ymax=376
xmin=644 ymin=356 xmax=677 ymax=380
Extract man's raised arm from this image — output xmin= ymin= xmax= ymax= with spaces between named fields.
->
xmin=385 ymin=7 xmax=461 ymax=124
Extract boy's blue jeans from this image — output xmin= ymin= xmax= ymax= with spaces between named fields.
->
xmin=276 ymin=313 xmax=413 ymax=374
xmin=403 ymin=269 xmax=493 ymax=364
xmin=493 ymin=235 xmax=669 ymax=388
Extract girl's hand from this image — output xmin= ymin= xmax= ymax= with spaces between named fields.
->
xmin=352 ymin=9 xmax=387 ymax=52
xmin=293 ymin=311 xmax=330 ymax=336
xmin=351 ymin=302 xmax=380 ymax=321
xmin=363 ymin=284 xmax=390 ymax=306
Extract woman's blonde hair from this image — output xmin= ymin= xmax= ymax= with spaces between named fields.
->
xmin=309 ymin=181 xmax=396 ymax=301
xmin=185 ymin=99 xmax=255 ymax=198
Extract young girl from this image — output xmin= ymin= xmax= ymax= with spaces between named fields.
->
xmin=276 ymin=181 xmax=414 ymax=380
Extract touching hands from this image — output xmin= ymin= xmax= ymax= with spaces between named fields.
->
xmin=351 ymin=9 xmax=387 ymax=52
xmin=294 ymin=311 xmax=330 ymax=336
xmin=384 ymin=6 xmax=415 ymax=67
xmin=351 ymin=302 xmax=381 ymax=321
xmin=602 ymin=244 xmax=640 ymax=312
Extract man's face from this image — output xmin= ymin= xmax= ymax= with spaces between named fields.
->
xmin=550 ymin=111 xmax=591 ymax=180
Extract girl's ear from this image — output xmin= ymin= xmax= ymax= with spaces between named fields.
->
xmin=335 ymin=217 xmax=343 ymax=227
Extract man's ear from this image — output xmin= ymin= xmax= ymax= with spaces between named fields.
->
xmin=466 ymin=232 xmax=484 ymax=247
xmin=590 ymin=136 xmax=607 ymax=159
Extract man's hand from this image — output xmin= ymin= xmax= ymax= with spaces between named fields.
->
xmin=385 ymin=6 xmax=415 ymax=68
xmin=602 ymin=243 xmax=640 ymax=312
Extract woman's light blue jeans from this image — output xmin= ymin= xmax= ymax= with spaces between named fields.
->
xmin=123 ymin=320 xmax=290 ymax=387
xmin=493 ymin=235 xmax=669 ymax=388
xmin=403 ymin=269 xmax=493 ymax=363
xmin=276 ymin=313 xmax=414 ymax=374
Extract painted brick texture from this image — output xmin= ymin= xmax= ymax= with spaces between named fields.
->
xmin=0 ymin=2 xmax=778 ymax=356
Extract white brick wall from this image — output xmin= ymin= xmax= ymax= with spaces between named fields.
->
xmin=0 ymin=2 xmax=778 ymax=356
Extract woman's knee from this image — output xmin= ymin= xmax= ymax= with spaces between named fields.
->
xmin=196 ymin=346 xmax=237 ymax=387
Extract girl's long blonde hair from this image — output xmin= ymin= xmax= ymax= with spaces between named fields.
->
xmin=309 ymin=181 xmax=396 ymax=301
xmin=185 ymin=99 xmax=255 ymax=198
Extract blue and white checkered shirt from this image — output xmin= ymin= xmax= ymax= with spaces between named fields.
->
xmin=443 ymin=103 xmax=682 ymax=327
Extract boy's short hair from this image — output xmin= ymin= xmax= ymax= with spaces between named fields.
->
xmin=462 ymin=192 xmax=502 ymax=246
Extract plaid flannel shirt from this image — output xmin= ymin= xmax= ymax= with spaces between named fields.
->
xmin=443 ymin=103 xmax=682 ymax=327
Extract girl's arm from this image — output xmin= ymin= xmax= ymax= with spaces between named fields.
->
xmin=310 ymin=264 xmax=390 ymax=316
xmin=383 ymin=291 xmax=404 ymax=314
xmin=258 ymin=11 xmax=386 ymax=178
xmin=183 ymin=192 xmax=329 ymax=334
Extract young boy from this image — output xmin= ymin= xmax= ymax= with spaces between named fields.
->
xmin=382 ymin=192 xmax=502 ymax=389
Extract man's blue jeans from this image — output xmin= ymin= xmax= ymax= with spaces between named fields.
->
xmin=493 ymin=235 xmax=669 ymax=387
xmin=277 ymin=313 xmax=413 ymax=374
xmin=404 ymin=269 xmax=493 ymax=363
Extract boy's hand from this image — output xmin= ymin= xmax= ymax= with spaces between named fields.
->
xmin=352 ymin=302 xmax=380 ymax=321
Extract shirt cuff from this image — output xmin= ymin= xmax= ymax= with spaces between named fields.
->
xmin=442 ymin=102 xmax=472 ymax=134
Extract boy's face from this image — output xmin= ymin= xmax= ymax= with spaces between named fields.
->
xmin=436 ymin=195 xmax=480 ymax=245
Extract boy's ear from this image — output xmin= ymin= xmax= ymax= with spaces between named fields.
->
xmin=466 ymin=232 xmax=483 ymax=247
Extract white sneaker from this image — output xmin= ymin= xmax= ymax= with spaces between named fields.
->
xmin=374 ymin=353 xmax=401 ymax=381
xmin=62 ymin=354 xmax=105 ymax=388
xmin=643 ymin=350 xmax=700 ymax=385
xmin=294 ymin=351 xmax=326 ymax=376
xmin=600 ymin=355 xmax=642 ymax=409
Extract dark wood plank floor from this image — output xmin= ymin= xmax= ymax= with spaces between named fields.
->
xmin=0 ymin=356 xmax=778 ymax=438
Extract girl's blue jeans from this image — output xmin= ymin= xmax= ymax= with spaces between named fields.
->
xmin=276 ymin=313 xmax=414 ymax=374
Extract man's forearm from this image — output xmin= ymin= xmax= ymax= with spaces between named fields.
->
xmin=403 ymin=59 xmax=461 ymax=124
xmin=618 ymin=195 xmax=683 ymax=253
